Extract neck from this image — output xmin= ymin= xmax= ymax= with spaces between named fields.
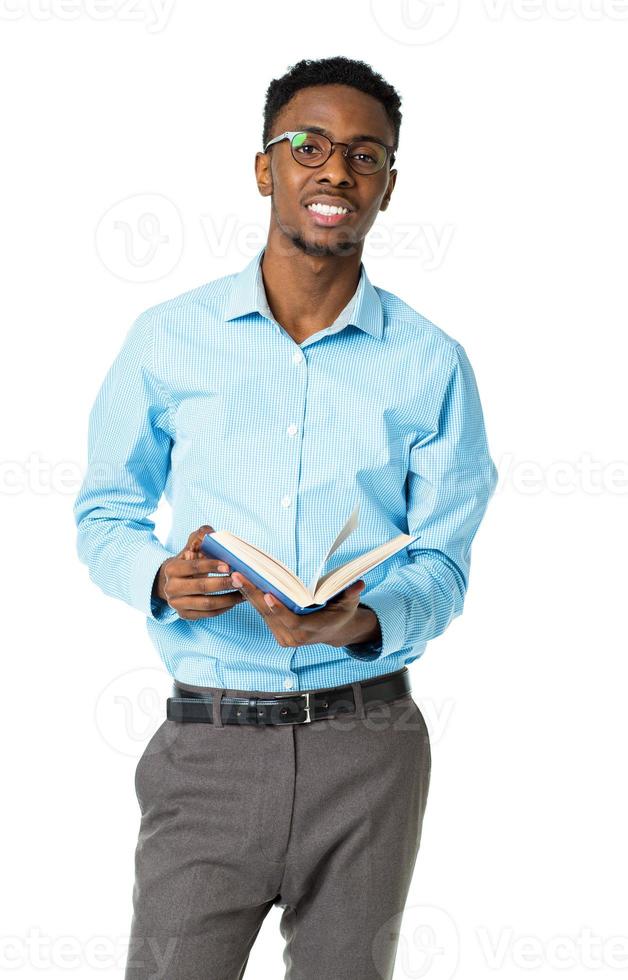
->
xmin=260 ymin=227 xmax=363 ymax=340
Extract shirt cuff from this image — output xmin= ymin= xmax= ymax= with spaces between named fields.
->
xmin=343 ymin=641 xmax=382 ymax=661
xmin=351 ymin=591 xmax=406 ymax=660
xmin=342 ymin=603 xmax=382 ymax=661
xmin=129 ymin=539 xmax=180 ymax=623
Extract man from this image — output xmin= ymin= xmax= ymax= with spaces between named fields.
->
xmin=74 ymin=56 xmax=498 ymax=980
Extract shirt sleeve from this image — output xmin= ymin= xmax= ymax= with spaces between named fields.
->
xmin=73 ymin=311 xmax=180 ymax=624
xmin=341 ymin=605 xmax=384 ymax=661
xmin=347 ymin=342 xmax=498 ymax=661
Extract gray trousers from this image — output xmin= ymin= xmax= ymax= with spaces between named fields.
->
xmin=124 ymin=667 xmax=431 ymax=979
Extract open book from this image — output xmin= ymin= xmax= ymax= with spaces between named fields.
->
xmin=199 ymin=502 xmax=419 ymax=615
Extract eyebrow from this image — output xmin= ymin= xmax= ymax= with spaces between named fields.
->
xmin=293 ymin=124 xmax=388 ymax=144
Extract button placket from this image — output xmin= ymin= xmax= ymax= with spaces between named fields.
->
xmin=282 ymin=340 xmax=306 ymax=619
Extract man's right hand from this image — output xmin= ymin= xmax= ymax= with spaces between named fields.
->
xmin=152 ymin=526 xmax=245 ymax=621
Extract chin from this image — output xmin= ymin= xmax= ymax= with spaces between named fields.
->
xmin=290 ymin=232 xmax=359 ymax=258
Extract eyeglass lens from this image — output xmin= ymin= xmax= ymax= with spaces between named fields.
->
xmin=290 ymin=131 xmax=388 ymax=174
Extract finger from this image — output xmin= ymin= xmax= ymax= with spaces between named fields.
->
xmin=168 ymin=556 xmax=232 ymax=578
xmin=172 ymin=574 xmax=237 ymax=596
xmin=230 ymin=573 xmax=277 ymax=619
xmin=167 ymin=592 xmax=246 ymax=613
xmin=230 ymin=574 xmax=302 ymax=647
xmin=231 ymin=574 xmax=303 ymax=630
xmin=175 ymin=597 xmax=246 ymax=620
xmin=335 ymin=580 xmax=366 ymax=604
xmin=181 ymin=607 xmax=242 ymax=621
xmin=321 ymin=581 xmax=365 ymax=615
xmin=185 ymin=525 xmax=214 ymax=550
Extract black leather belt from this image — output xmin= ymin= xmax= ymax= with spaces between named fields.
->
xmin=166 ymin=667 xmax=411 ymax=727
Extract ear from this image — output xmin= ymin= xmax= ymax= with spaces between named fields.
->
xmin=379 ymin=168 xmax=397 ymax=213
xmin=255 ymin=151 xmax=273 ymax=198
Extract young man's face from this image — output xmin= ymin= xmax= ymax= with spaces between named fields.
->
xmin=256 ymin=83 xmax=397 ymax=257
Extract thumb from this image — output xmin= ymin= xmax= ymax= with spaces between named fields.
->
xmin=351 ymin=581 xmax=365 ymax=600
xmin=186 ymin=525 xmax=215 ymax=554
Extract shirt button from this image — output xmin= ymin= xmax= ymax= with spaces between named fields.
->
xmin=283 ymin=677 xmax=294 ymax=690
xmin=287 ymin=424 xmax=298 ymax=437
xmin=292 ymin=350 xmax=303 ymax=364
xmin=281 ymin=495 xmax=291 ymax=508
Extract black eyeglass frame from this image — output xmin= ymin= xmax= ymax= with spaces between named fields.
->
xmin=263 ymin=130 xmax=396 ymax=174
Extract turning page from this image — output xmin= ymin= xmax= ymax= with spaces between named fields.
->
xmin=307 ymin=500 xmax=361 ymax=594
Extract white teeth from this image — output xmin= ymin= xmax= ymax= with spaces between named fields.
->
xmin=307 ymin=202 xmax=349 ymax=215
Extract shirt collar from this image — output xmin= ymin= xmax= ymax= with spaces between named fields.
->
xmin=224 ymin=246 xmax=384 ymax=340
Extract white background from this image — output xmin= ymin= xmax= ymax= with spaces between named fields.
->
xmin=1 ymin=1 xmax=627 ymax=977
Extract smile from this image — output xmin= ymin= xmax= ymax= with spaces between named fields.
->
xmin=307 ymin=202 xmax=350 ymax=215
xmin=305 ymin=202 xmax=353 ymax=226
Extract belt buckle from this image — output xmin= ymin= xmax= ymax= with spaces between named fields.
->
xmin=274 ymin=690 xmax=312 ymax=724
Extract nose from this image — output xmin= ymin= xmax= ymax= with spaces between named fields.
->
xmin=315 ymin=145 xmax=355 ymax=186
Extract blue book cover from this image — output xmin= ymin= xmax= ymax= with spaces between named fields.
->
xmin=199 ymin=502 xmax=420 ymax=616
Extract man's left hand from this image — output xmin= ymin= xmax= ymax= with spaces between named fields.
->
xmin=230 ymin=572 xmax=369 ymax=648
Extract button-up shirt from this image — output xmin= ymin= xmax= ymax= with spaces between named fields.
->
xmin=73 ymin=246 xmax=498 ymax=692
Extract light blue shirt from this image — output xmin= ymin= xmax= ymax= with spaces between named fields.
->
xmin=73 ymin=246 xmax=498 ymax=693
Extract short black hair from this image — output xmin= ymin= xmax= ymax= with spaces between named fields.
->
xmin=262 ymin=56 xmax=402 ymax=155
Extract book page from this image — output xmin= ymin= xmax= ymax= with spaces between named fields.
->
xmin=210 ymin=531 xmax=314 ymax=607
xmin=306 ymin=500 xmax=360 ymax=594
xmin=314 ymin=532 xmax=420 ymax=603
xmin=212 ymin=532 xmax=304 ymax=590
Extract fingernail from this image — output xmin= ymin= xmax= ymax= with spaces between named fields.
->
xmin=218 ymin=563 xmax=229 ymax=572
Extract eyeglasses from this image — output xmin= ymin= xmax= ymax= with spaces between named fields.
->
xmin=263 ymin=130 xmax=395 ymax=176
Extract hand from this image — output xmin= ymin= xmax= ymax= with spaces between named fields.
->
xmin=153 ymin=526 xmax=246 ymax=621
xmin=229 ymin=572 xmax=369 ymax=648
